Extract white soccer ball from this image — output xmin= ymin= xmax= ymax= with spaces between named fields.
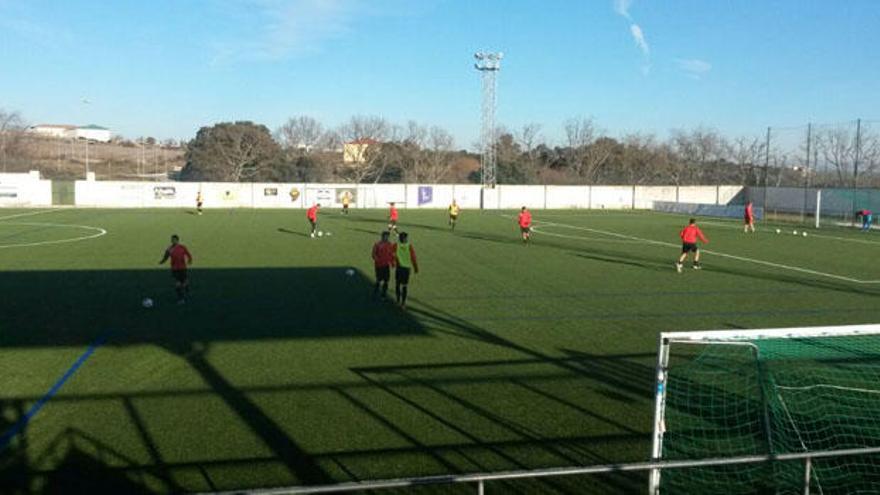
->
xmin=802 ymin=231 xmax=808 ymax=237
xmin=775 ymin=228 xmax=781 ymax=234
xmin=142 ymin=297 xmax=154 ymax=308
xmin=318 ymin=231 xmax=323 ymax=237
xmin=345 ymin=268 xmax=355 ymax=276
xmin=793 ymin=230 xmax=798 ymax=235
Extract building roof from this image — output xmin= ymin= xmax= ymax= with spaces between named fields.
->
xmin=346 ymin=138 xmax=380 ymax=145
xmin=31 ymin=124 xmax=76 ymax=130
xmin=78 ymin=124 xmax=110 ymax=130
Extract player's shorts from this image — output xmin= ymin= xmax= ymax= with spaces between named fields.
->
xmin=389 ymin=219 xmax=397 ymax=225
xmin=395 ymin=266 xmax=411 ymax=284
xmin=450 ymin=214 xmax=458 ymax=221
xmin=197 ymin=202 xmax=203 ymax=208
xmin=172 ymin=269 xmax=188 ymax=283
xmin=375 ymin=265 xmax=390 ymax=282
xmin=308 ymin=219 xmax=316 ymax=227
xmin=520 ymin=226 xmax=531 ymax=233
xmin=681 ymin=242 xmax=698 ymax=253
xmin=343 ymin=204 xmax=349 ymax=209
xmin=744 ymin=216 xmax=753 ymax=223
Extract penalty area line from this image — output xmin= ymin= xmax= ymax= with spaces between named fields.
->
xmin=529 ymin=218 xmax=879 ymax=284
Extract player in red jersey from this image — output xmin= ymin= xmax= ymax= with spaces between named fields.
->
xmin=307 ymin=203 xmax=320 ymax=238
xmin=744 ymin=201 xmax=755 ymax=233
xmin=371 ymin=231 xmax=395 ymax=298
xmin=518 ymin=206 xmax=532 ymax=244
xmin=159 ymin=234 xmax=193 ymax=304
xmin=388 ymin=202 xmax=399 ymax=233
xmin=676 ymin=218 xmax=708 ymax=272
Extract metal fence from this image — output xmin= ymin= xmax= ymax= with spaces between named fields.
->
xmin=201 ymin=446 xmax=880 ymax=495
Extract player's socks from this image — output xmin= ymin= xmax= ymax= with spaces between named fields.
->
xmin=400 ymin=286 xmax=408 ymax=306
xmin=395 ymin=284 xmax=401 ymax=303
xmin=675 ymin=262 xmax=683 ymax=273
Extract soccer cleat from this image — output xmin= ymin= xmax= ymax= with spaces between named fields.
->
xmin=693 ymin=264 xmax=702 ymax=270
xmin=675 ymin=262 xmax=683 ymax=273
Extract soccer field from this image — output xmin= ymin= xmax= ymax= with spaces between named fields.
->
xmin=2 ymin=207 xmax=880 ymax=494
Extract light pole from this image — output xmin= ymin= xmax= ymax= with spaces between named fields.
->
xmin=81 ymin=97 xmax=92 ymax=177
xmin=474 ymin=51 xmax=503 ymax=193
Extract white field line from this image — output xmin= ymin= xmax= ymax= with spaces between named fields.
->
xmin=0 ymin=222 xmax=107 ymax=249
xmin=697 ymin=219 xmax=880 ymax=247
xmin=0 ymin=209 xmax=62 ymax=221
xmin=526 ymin=218 xmax=880 ymax=284
xmin=530 ymin=225 xmax=643 ymax=244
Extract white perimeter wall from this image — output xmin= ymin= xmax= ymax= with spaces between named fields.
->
xmin=0 ymin=171 xmax=52 ymax=206
xmin=68 ymin=179 xmax=742 ymax=210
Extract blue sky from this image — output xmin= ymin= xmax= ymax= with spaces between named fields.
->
xmin=1 ymin=0 xmax=878 ymax=147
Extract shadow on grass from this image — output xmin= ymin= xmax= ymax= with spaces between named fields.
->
xmin=277 ymin=227 xmax=308 ymax=237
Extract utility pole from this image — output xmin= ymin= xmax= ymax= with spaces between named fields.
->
xmin=762 ymin=126 xmax=771 ymax=211
xmin=474 ymin=51 xmax=503 ymax=206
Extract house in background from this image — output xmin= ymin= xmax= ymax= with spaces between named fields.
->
xmin=28 ymin=124 xmax=76 ymax=139
xmin=27 ymin=124 xmax=112 ymax=142
xmin=75 ymin=125 xmax=112 ymax=142
xmin=343 ymin=138 xmax=379 ymax=164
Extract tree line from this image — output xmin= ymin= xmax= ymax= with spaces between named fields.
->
xmin=2 ymin=107 xmax=878 ymax=187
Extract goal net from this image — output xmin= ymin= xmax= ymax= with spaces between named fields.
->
xmin=650 ymin=324 xmax=880 ymax=494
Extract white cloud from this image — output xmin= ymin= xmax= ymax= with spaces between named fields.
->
xmin=613 ymin=1 xmax=650 ymax=74
xmin=210 ymin=0 xmax=421 ymax=64
xmin=614 ymin=0 xmax=633 ymax=20
xmin=676 ymin=58 xmax=712 ymax=78
xmin=630 ymin=23 xmax=649 ymax=56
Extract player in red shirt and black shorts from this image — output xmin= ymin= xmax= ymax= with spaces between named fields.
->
xmin=744 ymin=201 xmax=755 ymax=233
xmin=371 ymin=231 xmax=394 ymax=298
xmin=388 ymin=203 xmax=399 ymax=233
xmin=518 ymin=206 xmax=532 ymax=244
xmin=307 ymin=203 xmax=320 ymax=238
xmin=676 ymin=218 xmax=708 ymax=272
xmin=159 ymin=234 xmax=193 ymax=304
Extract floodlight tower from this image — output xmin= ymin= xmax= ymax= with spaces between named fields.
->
xmin=474 ymin=51 xmax=502 ymax=192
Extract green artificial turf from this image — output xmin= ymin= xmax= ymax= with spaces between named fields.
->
xmin=1 ymin=207 xmax=879 ymax=494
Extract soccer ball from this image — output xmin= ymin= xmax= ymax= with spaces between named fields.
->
xmin=775 ymin=228 xmax=781 ymax=234
xmin=142 ymin=297 xmax=154 ymax=308
xmin=802 ymin=231 xmax=808 ymax=237
xmin=793 ymin=230 xmax=798 ymax=235
xmin=345 ymin=268 xmax=355 ymax=276
xmin=318 ymin=231 xmax=324 ymax=237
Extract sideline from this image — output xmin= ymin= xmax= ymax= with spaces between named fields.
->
xmin=512 ymin=215 xmax=880 ymax=284
xmin=0 ymin=331 xmax=111 ymax=452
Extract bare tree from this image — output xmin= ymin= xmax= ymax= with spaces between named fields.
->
xmin=726 ymin=136 xmax=765 ymax=185
xmin=516 ymin=123 xmax=543 ymax=180
xmin=817 ymin=127 xmax=858 ymax=187
xmin=336 ymin=115 xmax=393 ymax=183
xmin=277 ymin=116 xmax=324 ymax=154
xmin=0 ymin=109 xmax=25 ymax=172
xmin=563 ymin=117 xmax=612 ymax=183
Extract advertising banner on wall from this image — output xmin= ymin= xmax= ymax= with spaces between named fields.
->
xmin=289 ymin=187 xmax=301 ymax=202
xmin=0 ymin=185 xmax=18 ymax=199
xmin=154 ymin=186 xmax=176 ymax=199
xmin=418 ymin=186 xmax=433 ymax=206
xmin=314 ymin=188 xmax=334 ymax=206
xmin=220 ymin=189 xmax=238 ymax=202
xmin=264 ymin=187 xmax=278 ymax=196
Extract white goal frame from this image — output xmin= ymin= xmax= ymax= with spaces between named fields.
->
xmin=649 ymin=323 xmax=880 ymax=495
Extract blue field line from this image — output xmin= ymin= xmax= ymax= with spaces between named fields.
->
xmin=0 ymin=331 xmax=111 ymax=452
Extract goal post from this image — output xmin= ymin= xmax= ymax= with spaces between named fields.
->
xmin=650 ymin=324 xmax=880 ymax=494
